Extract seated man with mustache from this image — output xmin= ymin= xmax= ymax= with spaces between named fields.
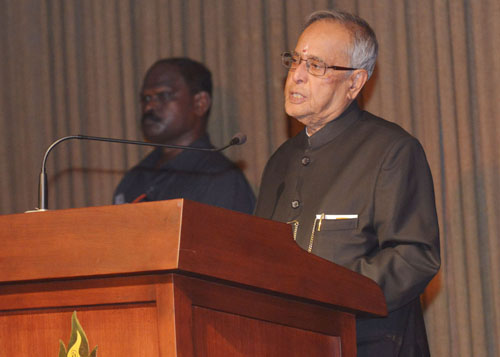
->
xmin=113 ymin=57 xmax=255 ymax=214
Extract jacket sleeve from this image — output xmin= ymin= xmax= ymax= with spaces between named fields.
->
xmin=346 ymin=137 xmax=441 ymax=312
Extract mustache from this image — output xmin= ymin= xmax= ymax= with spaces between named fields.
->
xmin=141 ymin=111 xmax=161 ymax=123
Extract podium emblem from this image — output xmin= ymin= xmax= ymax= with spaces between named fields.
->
xmin=59 ymin=311 xmax=98 ymax=357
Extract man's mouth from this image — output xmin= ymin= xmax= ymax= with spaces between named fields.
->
xmin=141 ymin=112 xmax=161 ymax=123
xmin=288 ymin=91 xmax=306 ymax=103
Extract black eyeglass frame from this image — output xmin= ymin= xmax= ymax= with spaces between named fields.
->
xmin=281 ymin=51 xmax=358 ymax=76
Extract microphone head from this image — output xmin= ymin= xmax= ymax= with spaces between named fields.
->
xmin=230 ymin=133 xmax=247 ymax=146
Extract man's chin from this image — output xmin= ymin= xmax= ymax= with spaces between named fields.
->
xmin=285 ymin=103 xmax=308 ymax=119
xmin=141 ymin=130 xmax=162 ymax=144
xmin=285 ymin=109 xmax=309 ymax=125
xmin=142 ymin=123 xmax=162 ymax=141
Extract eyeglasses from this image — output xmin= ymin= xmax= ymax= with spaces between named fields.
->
xmin=281 ymin=51 xmax=357 ymax=76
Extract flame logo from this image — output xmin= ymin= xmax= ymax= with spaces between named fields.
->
xmin=58 ymin=312 xmax=97 ymax=357
xmin=67 ymin=331 xmax=82 ymax=357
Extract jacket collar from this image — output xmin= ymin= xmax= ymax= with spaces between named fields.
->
xmin=299 ymin=101 xmax=362 ymax=150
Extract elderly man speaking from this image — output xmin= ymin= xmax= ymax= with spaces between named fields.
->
xmin=255 ymin=10 xmax=440 ymax=356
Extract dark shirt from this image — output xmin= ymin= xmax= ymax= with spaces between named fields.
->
xmin=114 ymin=135 xmax=255 ymax=214
xmin=255 ymin=102 xmax=440 ymax=356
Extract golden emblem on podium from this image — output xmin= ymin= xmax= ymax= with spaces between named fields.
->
xmin=59 ymin=311 xmax=98 ymax=357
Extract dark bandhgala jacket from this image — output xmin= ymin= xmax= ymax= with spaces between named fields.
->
xmin=255 ymin=101 xmax=440 ymax=356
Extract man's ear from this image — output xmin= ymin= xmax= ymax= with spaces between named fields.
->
xmin=193 ymin=91 xmax=212 ymax=117
xmin=347 ymin=69 xmax=368 ymax=101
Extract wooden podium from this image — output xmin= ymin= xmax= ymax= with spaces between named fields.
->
xmin=0 ymin=199 xmax=386 ymax=356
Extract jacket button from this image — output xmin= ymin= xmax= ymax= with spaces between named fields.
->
xmin=301 ymin=156 xmax=310 ymax=166
xmin=291 ymin=200 xmax=300 ymax=209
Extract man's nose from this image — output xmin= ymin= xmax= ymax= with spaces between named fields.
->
xmin=142 ymin=98 xmax=160 ymax=112
xmin=292 ymin=59 xmax=308 ymax=83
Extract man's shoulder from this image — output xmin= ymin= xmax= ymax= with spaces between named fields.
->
xmin=354 ymin=111 xmax=428 ymax=167
xmin=357 ymin=110 xmax=414 ymax=141
xmin=266 ymin=112 xmax=421 ymax=171
xmin=271 ymin=112 xmax=415 ymax=153
xmin=195 ymin=150 xmax=241 ymax=172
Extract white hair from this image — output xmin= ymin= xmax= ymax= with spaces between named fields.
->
xmin=305 ymin=10 xmax=378 ymax=78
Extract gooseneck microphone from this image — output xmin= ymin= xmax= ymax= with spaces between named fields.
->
xmin=36 ymin=133 xmax=247 ymax=211
xmin=228 ymin=132 xmax=247 ymax=146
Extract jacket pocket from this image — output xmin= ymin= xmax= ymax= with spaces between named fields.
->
xmin=308 ymin=214 xmax=358 ymax=252
xmin=318 ymin=216 xmax=358 ymax=231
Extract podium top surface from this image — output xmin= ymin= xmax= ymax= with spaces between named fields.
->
xmin=0 ymin=199 xmax=386 ymax=317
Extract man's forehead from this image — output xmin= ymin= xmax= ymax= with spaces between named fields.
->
xmin=142 ymin=64 xmax=184 ymax=90
xmin=295 ymin=20 xmax=351 ymax=61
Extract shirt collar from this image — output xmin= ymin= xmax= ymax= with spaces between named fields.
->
xmin=144 ymin=134 xmax=213 ymax=170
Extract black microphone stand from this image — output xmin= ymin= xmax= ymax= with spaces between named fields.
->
xmin=36 ymin=134 xmax=246 ymax=211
